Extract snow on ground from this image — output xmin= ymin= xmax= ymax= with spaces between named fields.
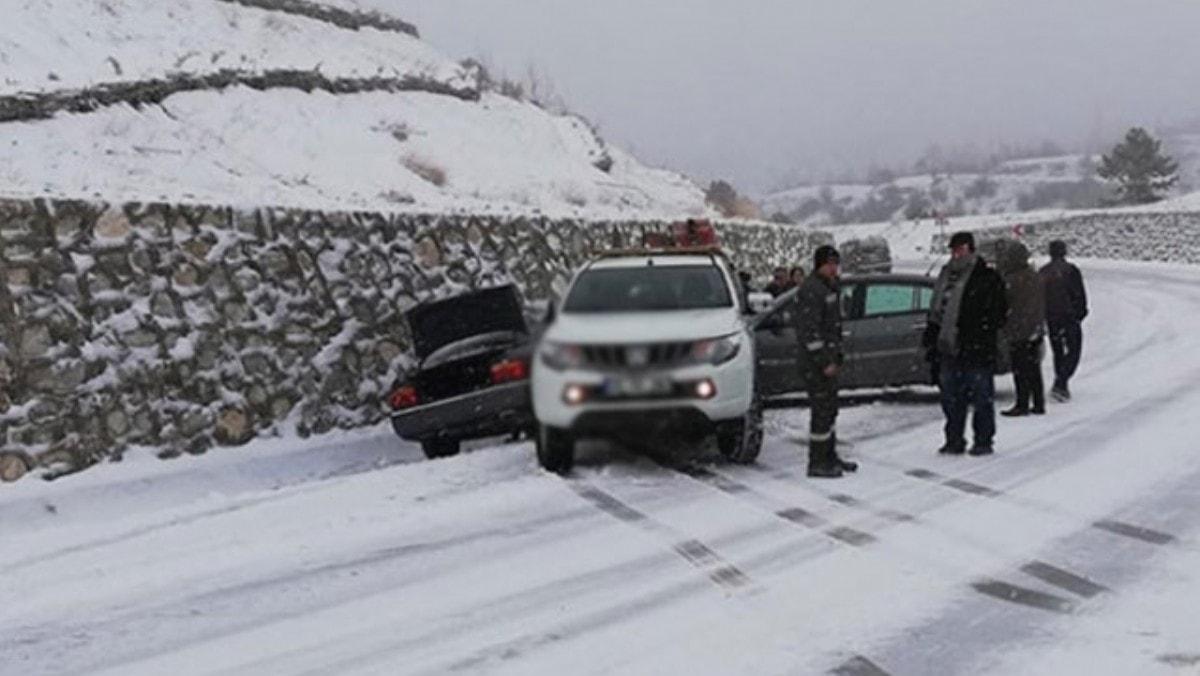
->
xmin=0 ymin=87 xmax=704 ymax=218
xmin=0 ymin=0 xmax=709 ymax=218
xmin=3 ymin=259 xmax=1200 ymax=675
xmin=0 ymin=0 xmax=469 ymax=97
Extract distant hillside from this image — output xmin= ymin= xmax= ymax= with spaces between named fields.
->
xmin=763 ymin=133 xmax=1200 ymax=227
xmin=0 ymin=0 xmax=708 ymax=219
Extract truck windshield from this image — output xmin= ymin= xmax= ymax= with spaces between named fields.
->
xmin=563 ymin=265 xmax=733 ymax=313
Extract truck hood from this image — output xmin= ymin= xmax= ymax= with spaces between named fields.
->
xmin=545 ymin=309 xmax=745 ymax=345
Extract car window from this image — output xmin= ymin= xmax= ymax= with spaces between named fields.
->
xmin=864 ymin=284 xmax=918 ymax=317
xmin=841 ymin=284 xmax=858 ymax=318
xmin=916 ymin=286 xmax=934 ymax=311
xmin=563 ymin=265 xmax=733 ymax=313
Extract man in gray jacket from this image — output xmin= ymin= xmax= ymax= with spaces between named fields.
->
xmin=997 ymin=240 xmax=1046 ymax=416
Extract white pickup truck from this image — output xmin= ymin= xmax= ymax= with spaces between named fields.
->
xmin=530 ymin=247 xmax=762 ymax=474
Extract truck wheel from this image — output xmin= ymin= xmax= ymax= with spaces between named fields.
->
xmin=717 ymin=396 xmax=763 ymax=464
xmin=421 ymin=438 xmax=461 ymax=459
xmin=536 ymin=425 xmax=575 ymax=475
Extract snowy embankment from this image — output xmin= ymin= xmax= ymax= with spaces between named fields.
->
xmin=0 ymin=0 xmax=708 ymax=219
xmin=0 ymin=0 xmax=460 ymax=98
xmin=0 ymin=88 xmax=702 ymax=217
xmin=832 ymin=194 xmax=1200 ymax=265
xmin=3 ymin=260 xmax=1200 ymax=674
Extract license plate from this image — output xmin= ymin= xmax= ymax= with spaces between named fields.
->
xmin=604 ymin=376 xmax=673 ymax=397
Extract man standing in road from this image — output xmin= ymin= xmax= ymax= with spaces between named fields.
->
xmin=794 ymin=245 xmax=857 ymax=478
xmin=997 ymin=240 xmax=1046 ymax=417
xmin=925 ymin=232 xmax=1009 ymax=456
xmin=1040 ymin=240 xmax=1088 ymax=401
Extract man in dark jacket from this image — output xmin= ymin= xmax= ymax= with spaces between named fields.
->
xmin=996 ymin=240 xmax=1046 ymax=416
xmin=1039 ymin=240 xmax=1088 ymax=401
xmin=924 ymin=232 xmax=1009 ymax=456
xmin=794 ymin=245 xmax=856 ymax=478
xmin=765 ymin=267 xmax=791 ymax=297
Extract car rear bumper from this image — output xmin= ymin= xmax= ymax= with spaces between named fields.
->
xmin=390 ymin=382 xmax=533 ymax=442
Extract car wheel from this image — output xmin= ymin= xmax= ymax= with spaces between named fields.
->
xmin=717 ymin=395 xmax=763 ymax=464
xmin=536 ymin=424 xmax=575 ymax=475
xmin=421 ymin=438 xmax=461 ymax=459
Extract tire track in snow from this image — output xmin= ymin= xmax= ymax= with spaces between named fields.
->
xmin=830 ymin=655 xmax=893 ymax=675
xmin=566 ymin=481 xmax=754 ymax=591
xmin=242 ymin=499 xmax=781 ymax=675
xmin=1 ymin=503 xmax=607 ymax=673
xmin=664 ymin=462 xmax=879 ymax=548
xmin=0 ymin=483 xmax=333 ymax=574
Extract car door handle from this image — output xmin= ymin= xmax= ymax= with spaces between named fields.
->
xmin=842 ymin=330 xmax=853 ymax=338
xmin=910 ymin=322 xmax=927 ymax=331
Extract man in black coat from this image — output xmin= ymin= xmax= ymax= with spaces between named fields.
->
xmin=1039 ymin=240 xmax=1088 ymax=401
xmin=924 ymin=232 xmax=1009 ymax=456
xmin=794 ymin=245 xmax=857 ymax=478
xmin=765 ymin=267 xmax=791 ymax=297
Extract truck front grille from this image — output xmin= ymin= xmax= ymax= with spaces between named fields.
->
xmin=580 ymin=342 xmax=694 ymax=369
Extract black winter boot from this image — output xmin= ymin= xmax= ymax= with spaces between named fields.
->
xmin=832 ymin=433 xmax=858 ymax=472
xmin=938 ymin=440 xmax=966 ymax=455
xmin=807 ymin=438 xmax=844 ymax=478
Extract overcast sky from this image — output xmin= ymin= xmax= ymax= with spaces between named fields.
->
xmin=381 ymin=1 xmax=1200 ymax=194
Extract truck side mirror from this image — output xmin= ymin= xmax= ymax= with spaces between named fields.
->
xmin=747 ymin=292 xmax=774 ymax=314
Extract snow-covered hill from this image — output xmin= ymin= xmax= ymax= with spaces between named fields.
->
xmin=764 ymin=137 xmax=1200 ymax=227
xmin=0 ymin=0 xmax=708 ymax=218
xmin=762 ymin=155 xmax=1104 ymax=226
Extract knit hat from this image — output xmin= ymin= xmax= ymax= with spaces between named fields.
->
xmin=948 ymin=231 xmax=976 ymax=251
xmin=1049 ymin=240 xmax=1068 ymax=259
xmin=813 ymin=245 xmax=840 ymax=269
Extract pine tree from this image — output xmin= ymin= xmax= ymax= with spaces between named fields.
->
xmin=1097 ymin=128 xmax=1178 ymax=204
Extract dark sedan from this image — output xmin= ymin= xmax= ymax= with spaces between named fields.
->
xmin=388 ymin=285 xmax=536 ymax=458
xmin=754 ymin=273 xmax=939 ymax=395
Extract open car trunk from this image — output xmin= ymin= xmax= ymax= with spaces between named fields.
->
xmin=405 ymin=285 xmax=531 ymax=401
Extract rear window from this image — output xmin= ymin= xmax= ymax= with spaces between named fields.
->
xmin=564 ymin=265 xmax=733 ymax=313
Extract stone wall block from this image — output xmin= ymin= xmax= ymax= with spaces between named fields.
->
xmin=0 ymin=197 xmax=841 ymax=483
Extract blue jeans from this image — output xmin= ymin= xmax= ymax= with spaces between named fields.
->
xmin=939 ymin=359 xmax=996 ymax=448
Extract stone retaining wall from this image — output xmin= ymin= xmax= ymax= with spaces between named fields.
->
xmin=0 ymin=199 xmax=829 ymax=481
xmin=216 ymin=0 xmax=421 ymax=37
xmin=0 ymin=69 xmax=479 ymax=124
xmin=932 ymin=211 xmax=1200 ymax=264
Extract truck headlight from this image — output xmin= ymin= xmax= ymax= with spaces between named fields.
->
xmin=691 ymin=334 xmax=741 ymax=366
xmin=540 ymin=342 xmax=584 ymax=371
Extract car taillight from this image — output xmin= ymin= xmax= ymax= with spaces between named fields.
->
xmin=490 ymin=358 xmax=530 ymax=384
xmin=389 ymin=385 xmax=420 ymax=410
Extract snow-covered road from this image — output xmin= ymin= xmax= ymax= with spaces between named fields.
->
xmin=3 ymin=261 xmax=1199 ymax=676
